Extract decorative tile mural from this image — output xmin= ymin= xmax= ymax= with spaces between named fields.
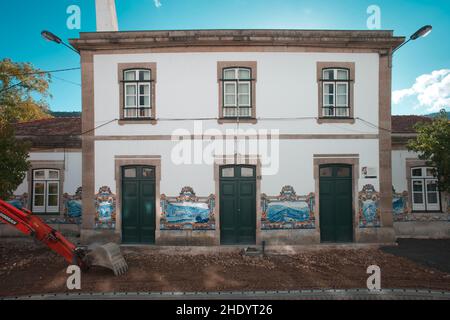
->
xmin=160 ymin=186 xmax=215 ymax=230
xmin=358 ymin=184 xmax=381 ymax=227
xmin=61 ymin=187 xmax=82 ymax=224
xmin=392 ymin=190 xmax=410 ymax=222
xmin=94 ymin=186 xmax=116 ymax=229
xmin=261 ymin=185 xmax=315 ymax=230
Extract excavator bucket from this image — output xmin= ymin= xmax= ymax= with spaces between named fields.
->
xmin=87 ymin=243 xmax=128 ymax=276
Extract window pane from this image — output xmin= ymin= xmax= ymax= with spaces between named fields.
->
xmin=224 ymin=69 xmax=235 ymax=79
xmin=238 ymin=94 xmax=250 ymax=106
xmin=126 ymin=96 xmax=136 ymax=107
xmin=222 ymin=167 xmax=234 ymax=177
xmin=238 ymin=69 xmax=251 ymax=79
xmin=48 ymin=183 xmax=58 ymax=194
xmin=225 ymin=82 xmax=236 ymax=93
xmin=124 ymin=71 xmax=136 ymax=81
xmin=426 ymin=180 xmax=438 ymax=192
xmin=34 ymin=170 xmax=45 ymax=179
xmin=413 ymin=180 xmax=423 ymax=192
xmin=413 ymin=193 xmax=424 ymax=204
xmin=337 ymin=95 xmax=347 ymax=106
xmin=325 ymin=95 xmax=334 ymax=105
xmin=241 ymin=167 xmax=254 ymax=177
xmin=126 ymin=85 xmax=136 ymax=95
xmin=140 ymin=96 xmax=150 ymax=107
xmin=323 ymin=70 xmax=334 ymax=80
xmin=320 ymin=167 xmax=332 ymax=177
xmin=412 ymin=168 xmax=422 ymax=177
xmin=34 ymin=183 xmax=45 ymax=194
xmin=427 ymin=192 xmax=438 ymax=204
xmin=337 ymin=69 xmax=348 ymax=80
xmin=47 ymin=195 xmax=58 ymax=207
xmin=225 ymin=94 xmax=236 ymax=105
xmin=34 ymin=195 xmax=44 ymax=206
xmin=336 ymin=167 xmax=351 ymax=177
xmin=337 ymin=83 xmax=347 ymax=94
xmin=238 ymin=83 xmax=249 ymax=94
xmin=142 ymin=168 xmax=154 ymax=178
xmin=124 ymin=168 xmax=136 ymax=178
xmin=324 ymin=83 xmax=334 ymax=94
xmin=139 ymin=84 xmax=150 ymax=95
xmin=139 ymin=70 xmax=150 ymax=81
xmin=48 ymin=170 xmax=59 ymax=179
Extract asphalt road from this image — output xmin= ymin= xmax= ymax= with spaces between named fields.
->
xmin=381 ymin=239 xmax=450 ymax=273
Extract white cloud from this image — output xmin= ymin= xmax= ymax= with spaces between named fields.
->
xmin=392 ymin=69 xmax=450 ymax=112
xmin=153 ymin=0 xmax=162 ymax=8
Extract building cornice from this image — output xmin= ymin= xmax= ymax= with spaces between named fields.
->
xmin=70 ymin=29 xmax=405 ymax=52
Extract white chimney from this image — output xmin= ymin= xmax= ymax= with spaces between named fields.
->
xmin=95 ymin=0 xmax=118 ymax=31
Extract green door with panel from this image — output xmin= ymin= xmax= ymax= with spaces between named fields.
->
xmin=121 ymin=166 xmax=156 ymax=244
xmin=319 ymin=164 xmax=353 ymax=243
xmin=220 ymin=165 xmax=256 ymax=245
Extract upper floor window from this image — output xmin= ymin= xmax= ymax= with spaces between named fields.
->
xmin=317 ymin=62 xmax=355 ymax=123
xmin=118 ymin=63 xmax=157 ymax=124
xmin=217 ymin=62 xmax=257 ymax=123
xmin=222 ymin=67 xmax=252 ymax=118
xmin=411 ymin=167 xmax=440 ymax=212
xmin=123 ymin=69 xmax=152 ymax=118
xmin=321 ymin=68 xmax=350 ymax=117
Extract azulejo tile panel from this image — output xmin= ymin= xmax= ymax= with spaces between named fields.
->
xmin=160 ymin=186 xmax=215 ymax=230
xmin=261 ymin=185 xmax=315 ymax=230
xmin=94 ymin=186 xmax=116 ymax=229
xmin=358 ymin=184 xmax=381 ymax=228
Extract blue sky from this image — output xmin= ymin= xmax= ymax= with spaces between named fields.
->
xmin=1 ymin=0 xmax=449 ymax=115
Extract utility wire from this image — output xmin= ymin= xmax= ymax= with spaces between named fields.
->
xmin=0 ymin=67 xmax=81 ymax=93
xmin=0 ymin=67 xmax=80 ymax=77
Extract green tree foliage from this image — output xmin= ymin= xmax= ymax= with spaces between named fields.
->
xmin=0 ymin=122 xmax=30 ymax=199
xmin=0 ymin=59 xmax=53 ymax=199
xmin=0 ymin=58 xmax=52 ymax=123
xmin=407 ymin=109 xmax=450 ymax=193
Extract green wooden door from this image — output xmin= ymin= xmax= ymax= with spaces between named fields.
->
xmin=319 ymin=164 xmax=353 ymax=243
xmin=122 ymin=166 xmax=156 ymax=244
xmin=220 ymin=165 xmax=256 ymax=245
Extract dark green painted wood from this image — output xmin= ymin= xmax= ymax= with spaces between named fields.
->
xmin=220 ymin=165 xmax=256 ymax=245
xmin=319 ymin=164 xmax=353 ymax=243
xmin=122 ymin=166 xmax=156 ymax=244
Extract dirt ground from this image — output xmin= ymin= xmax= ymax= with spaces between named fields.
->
xmin=1 ymin=239 xmax=450 ymax=297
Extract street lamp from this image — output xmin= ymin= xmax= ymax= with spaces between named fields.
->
xmin=41 ymin=30 xmax=79 ymax=54
xmin=393 ymin=25 xmax=432 ymax=54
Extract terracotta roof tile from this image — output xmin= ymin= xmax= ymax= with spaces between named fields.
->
xmin=14 ymin=117 xmax=81 ymax=149
xmin=391 ymin=115 xmax=432 ymax=133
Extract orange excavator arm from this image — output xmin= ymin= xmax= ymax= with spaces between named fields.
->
xmin=0 ymin=199 xmax=88 ymax=269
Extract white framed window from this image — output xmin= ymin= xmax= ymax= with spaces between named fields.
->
xmin=321 ymin=68 xmax=350 ymax=117
xmin=411 ymin=167 xmax=440 ymax=212
xmin=123 ymin=69 xmax=152 ymax=119
xmin=222 ymin=67 xmax=252 ymax=117
xmin=32 ymin=169 xmax=60 ymax=214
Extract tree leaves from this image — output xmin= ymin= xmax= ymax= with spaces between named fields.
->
xmin=407 ymin=109 xmax=450 ymax=193
xmin=0 ymin=58 xmax=52 ymax=124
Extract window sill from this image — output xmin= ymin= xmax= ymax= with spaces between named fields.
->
xmin=317 ymin=117 xmax=355 ymax=124
xmin=118 ymin=119 xmax=157 ymax=125
xmin=218 ymin=117 xmax=257 ymax=124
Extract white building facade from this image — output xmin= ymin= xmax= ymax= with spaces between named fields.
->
xmin=68 ymin=30 xmax=406 ymax=245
